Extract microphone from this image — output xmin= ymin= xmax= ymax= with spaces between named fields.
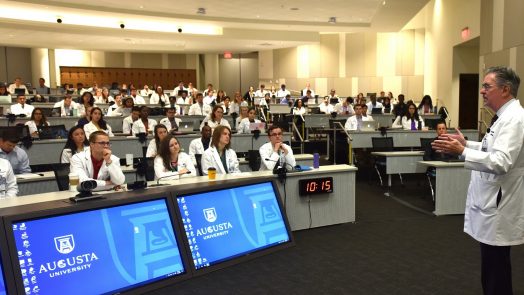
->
xmin=264 ymin=158 xmax=295 ymax=172
xmin=150 ymin=171 xmax=191 ymax=187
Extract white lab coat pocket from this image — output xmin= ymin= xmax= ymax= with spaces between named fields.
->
xmin=469 ymin=172 xmax=500 ymax=214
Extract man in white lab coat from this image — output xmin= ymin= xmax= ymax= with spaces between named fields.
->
xmin=433 ymin=66 xmax=524 ymax=295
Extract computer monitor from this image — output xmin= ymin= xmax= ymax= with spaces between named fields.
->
xmin=0 ymin=219 xmax=16 ymax=295
xmin=14 ymin=88 xmax=25 ymax=95
xmin=175 ymin=179 xmax=294 ymax=274
xmin=38 ymin=125 xmax=68 ymax=140
xmin=5 ymin=198 xmax=189 ymax=294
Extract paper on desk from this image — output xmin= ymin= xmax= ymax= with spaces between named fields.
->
xmin=16 ymin=173 xmax=45 ymax=179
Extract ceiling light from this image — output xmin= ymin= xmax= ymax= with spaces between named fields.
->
xmin=197 ymin=8 xmax=206 ymax=15
xmin=290 ymin=7 xmax=299 ymax=11
xmin=382 ymin=1 xmax=386 ymax=5
xmin=328 ymin=17 xmax=336 ymax=24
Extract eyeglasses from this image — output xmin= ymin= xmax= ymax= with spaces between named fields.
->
xmin=270 ymin=133 xmax=283 ymax=137
xmin=94 ymin=141 xmax=111 ymax=147
xmin=481 ymin=83 xmax=495 ymax=90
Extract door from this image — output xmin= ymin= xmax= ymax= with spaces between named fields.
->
xmin=459 ymin=73 xmax=479 ymax=129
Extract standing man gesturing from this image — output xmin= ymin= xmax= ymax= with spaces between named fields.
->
xmin=432 ymin=66 xmax=524 ymax=295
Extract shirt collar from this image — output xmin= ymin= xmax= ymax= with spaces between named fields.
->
xmin=496 ymin=98 xmax=516 ymax=117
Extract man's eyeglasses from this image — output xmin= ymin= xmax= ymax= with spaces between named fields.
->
xmin=94 ymin=141 xmax=111 ymax=147
xmin=270 ymin=133 xmax=283 ymax=137
xmin=481 ymin=83 xmax=494 ymax=90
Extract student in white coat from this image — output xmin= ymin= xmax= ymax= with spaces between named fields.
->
xmin=188 ymin=93 xmax=212 ymax=116
xmin=154 ymin=134 xmax=196 ymax=180
xmin=391 ymin=101 xmax=424 ymax=130
xmin=25 ymin=108 xmax=50 ymax=138
xmin=70 ymin=131 xmax=125 ymax=191
xmin=149 ymin=85 xmax=169 ymax=105
xmin=0 ymin=158 xmax=18 ymax=198
xmin=344 ymin=104 xmax=372 ymax=131
xmin=200 ymin=105 xmax=231 ymax=131
xmin=132 ymin=106 xmax=158 ymax=135
xmin=237 ymin=107 xmax=261 ymax=134
xmin=432 ymin=66 xmax=524 ymax=295
xmin=159 ymin=107 xmax=182 ymax=133
xmin=10 ymin=94 xmax=34 ymax=117
xmin=60 ymin=126 xmax=89 ymax=163
xmin=188 ymin=125 xmax=212 ymax=167
xmin=146 ymin=124 xmax=168 ymax=158
xmin=259 ymin=126 xmax=296 ymax=171
xmin=83 ymin=107 xmax=114 ymax=138
xmin=201 ymin=126 xmax=240 ymax=175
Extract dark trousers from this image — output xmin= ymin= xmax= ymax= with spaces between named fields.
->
xmin=480 ymin=242 xmax=512 ymax=295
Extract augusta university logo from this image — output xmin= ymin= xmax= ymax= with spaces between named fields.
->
xmin=203 ymin=208 xmax=217 ymax=222
xmin=54 ymin=235 xmax=75 ymax=254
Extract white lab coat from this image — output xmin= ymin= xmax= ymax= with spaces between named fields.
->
xmin=188 ymin=138 xmax=209 ymax=166
xmin=24 ymin=120 xmax=50 ymax=136
xmin=200 ymin=118 xmax=230 ymax=131
xmin=10 ymin=103 xmax=34 ymax=117
xmin=259 ymin=142 xmax=296 ymax=171
xmin=0 ymin=158 xmax=18 ymax=198
xmin=392 ymin=116 xmax=425 ymax=130
xmin=153 ymin=152 xmax=196 ymax=180
xmin=344 ymin=115 xmax=373 ymax=131
xmin=70 ymin=147 xmax=125 ymax=191
xmin=366 ymin=101 xmax=384 ymax=114
xmin=201 ymin=146 xmax=240 ymax=175
xmin=132 ymin=119 xmax=158 ymax=135
xmin=463 ymin=99 xmax=524 ymax=246
xmin=188 ymin=103 xmax=212 ymax=116
xmin=149 ymin=93 xmax=169 ymax=105
xmin=83 ymin=121 xmax=114 ymax=138
xmin=237 ymin=118 xmax=261 ymax=134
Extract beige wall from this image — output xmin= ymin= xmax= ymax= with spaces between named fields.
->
xmin=0 ymin=46 xmax=32 ymax=86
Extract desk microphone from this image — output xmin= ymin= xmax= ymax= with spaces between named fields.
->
xmin=150 ymin=171 xmax=191 ymax=187
xmin=264 ymin=158 xmax=295 ymax=172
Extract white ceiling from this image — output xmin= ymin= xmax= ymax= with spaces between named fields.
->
xmin=0 ymin=0 xmax=429 ymax=53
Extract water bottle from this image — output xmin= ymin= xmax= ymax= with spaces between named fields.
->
xmin=313 ymin=153 xmax=320 ymax=169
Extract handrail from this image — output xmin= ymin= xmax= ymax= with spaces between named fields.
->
xmin=291 ymin=121 xmax=305 ymax=154
xmin=334 ymin=121 xmax=354 ymax=166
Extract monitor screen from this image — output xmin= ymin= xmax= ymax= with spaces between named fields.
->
xmin=11 ymin=199 xmax=186 ymax=295
xmin=177 ymin=181 xmax=291 ymax=270
xmin=0 ymin=253 xmax=7 ymax=295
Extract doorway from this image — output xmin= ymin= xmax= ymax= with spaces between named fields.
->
xmin=458 ymin=74 xmax=479 ymax=129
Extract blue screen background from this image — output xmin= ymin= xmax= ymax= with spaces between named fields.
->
xmin=177 ymin=182 xmax=290 ymax=269
xmin=12 ymin=199 xmax=185 ymax=295
xmin=0 ymin=253 xmax=6 ymax=295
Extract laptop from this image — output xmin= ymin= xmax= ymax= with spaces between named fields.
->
xmin=40 ymin=108 xmax=53 ymax=118
xmin=39 ymin=125 xmax=68 ymax=139
xmin=360 ymin=120 xmax=378 ymax=131
xmin=14 ymin=88 xmax=26 ymax=95
xmin=51 ymin=107 xmax=62 ymax=117
xmin=178 ymin=121 xmax=195 ymax=133
xmin=249 ymin=122 xmax=266 ymax=132
xmin=0 ymin=96 xmax=11 ymax=104
xmin=371 ymin=107 xmax=383 ymax=115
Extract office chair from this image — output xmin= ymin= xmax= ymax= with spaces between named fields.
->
xmin=247 ymin=150 xmax=261 ymax=171
xmin=194 ymin=154 xmax=203 ymax=176
xmin=52 ymin=163 xmax=71 ymax=191
xmin=371 ymin=137 xmax=403 ymax=186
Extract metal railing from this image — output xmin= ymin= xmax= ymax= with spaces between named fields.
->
xmin=333 ymin=121 xmax=354 ymax=166
xmin=291 ymin=121 xmax=305 ymax=154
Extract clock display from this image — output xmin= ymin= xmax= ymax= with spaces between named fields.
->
xmin=298 ymin=177 xmax=334 ymax=196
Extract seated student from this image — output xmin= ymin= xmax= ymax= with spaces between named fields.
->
xmin=200 ymin=105 xmax=231 ymax=131
xmin=76 ymin=106 xmax=93 ymax=128
xmin=0 ymin=158 xmax=18 ymax=197
xmin=221 ymin=96 xmax=232 ymax=115
xmin=95 ymin=87 xmax=114 ymax=104
xmin=344 ymin=104 xmax=373 ymax=131
xmin=84 ymin=107 xmax=114 ymax=138
xmin=154 ymin=134 xmax=196 ymax=180
xmin=106 ymin=93 xmax=124 ymax=116
xmin=146 ymin=124 xmax=168 ymax=158
xmin=132 ymin=106 xmax=158 ymax=135
xmin=201 ymin=126 xmax=240 ymax=175
xmin=361 ymin=105 xmax=374 ymax=121
xmin=129 ymin=88 xmax=146 ymax=105
xmin=237 ymin=107 xmax=262 ymax=134
xmin=70 ymin=131 xmax=125 ymax=191
xmin=188 ymin=93 xmax=212 ymax=116
xmin=292 ymin=99 xmax=307 ymax=116
xmin=139 ymin=84 xmax=153 ymax=97
xmin=122 ymin=106 xmax=140 ymax=135
xmin=61 ymin=126 xmax=89 ymax=163
xmin=366 ymin=94 xmax=383 ymax=114
xmin=149 ymin=86 xmax=169 ymax=105
xmin=25 ymin=108 xmax=50 ymax=138
xmin=53 ymin=94 xmax=78 ymax=117
xmin=35 ymin=77 xmax=50 ymax=95
xmin=0 ymin=134 xmax=31 ymax=174
xmin=0 ymin=83 xmax=12 ymax=101
xmin=382 ymin=96 xmax=393 ymax=113
xmin=319 ymin=96 xmax=335 ymax=114
xmin=418 ymin=95 xmax=434 ymax=115
xmin=392 ymin=101 xmax=425 ymax=130
xmin=30 ymin=94 xmax=47 ymax=103
xmin=7 ymin=77 xmax=28 ymax=94
xmin=280 ymin=94 xmax=293 ymax=105
xmin=423 ymin=121 xmax=458 ymax=177
xmin=159 ymin=107 xmax=182 ymax=133
xmin=334 ymin=97 xmax=355 ymax=115
xmin=259 ymin=126 xmax=296 ymax=171
xmin=236 ymin=106 xmax=249 ymax=129
xmin=176 ymin=90 xmax=191 ymax=115
xmin=188 ymin=125 xmax=212 ymax=166
xmin=76 ymin=92 xmax=96 ymax=118
xmin=10 ymin=94 xmax=34 ymax=117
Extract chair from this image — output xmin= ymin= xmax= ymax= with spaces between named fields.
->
xmin=371 ymin=137 xmax=403 ymax=186
xmin=52 ymin=163 xmax=71 ymax=191
xmin=195 ymin=154 xmax=203 ymax=176
xmin=420 ymin=137 xmax=436 ymax=202
xmin=247 ymin=150 xmax=261 ymax=171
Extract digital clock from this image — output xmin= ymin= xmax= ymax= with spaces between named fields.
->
xmin=298 ymin=177 xmax=334 ymax=196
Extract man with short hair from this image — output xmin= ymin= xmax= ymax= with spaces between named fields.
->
xmin=160 ymin=107 xmax=182 ymax=133
xmin=188 ymin=93 xmax=212 ymax=116
xmin=122 ymin=106 xmax=140 ymax=135
xmin=302 ymin=82 xmax=315 ymax=97
xmin=70 ymin=131 xmax=125 ymax=191
xmin=344 ymin=104 xmax=372 ymax=131
xmin=54 ymin=94 xmax=78 ymax=116
xmin=301 ymin=90 xmax=313 ymax=105
xmin=172 ymin=81 xmax=186 ymax=96
xmin=0 ymin=135 xmax=31 ymax=174
xmin=276 ymin=84 xmax=290 ymax=98
xmin=35 ymin=78 xmax=50 ymax=95
xmin=10 ymin=94 xmax=34 ymax=117
xmin=366 ymin=94 xmax=383 ymax=114
xmin=132 ymin=106 xmax=158 ymax=135
xmin=259 ymin=126 xmax=296 ymax=171
xmin=432 ymin=66 xmax=524 ymax=295
xmin=319 ymin=96 xmax=335 ymax=114
xmin=7 ymin=77 xmax=28 ymax=94
xmin=130 ymin=88 xmax=145 ymax=104
xmin=188 ymin=124 xmax=212 ymax=167
xmin=255 ymin=84 xmax=268 ymax=98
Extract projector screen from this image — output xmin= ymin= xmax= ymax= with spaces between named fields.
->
xmin=177 ymin=181 xmax=292 ymax=271
xmin=10 ymin=198 xmax=186 ymax=295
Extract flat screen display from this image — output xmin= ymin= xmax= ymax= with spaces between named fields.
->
xmin=0 ymin=254 xmax=7 ymax=295
xmin=11 ymin=199 xmax=185 ymax=295
xmin=177 ymin=181 xmax=291 ymax=270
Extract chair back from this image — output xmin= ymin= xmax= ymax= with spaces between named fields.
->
xmin=420 ymin=137 xmax=434 ymax=151
xmin=194 ymin=154 xmax=204 ymax=176
xmin=247 ymin=150 xmax=261 ymax=171
xmin=52 ymin=163 xmax=71 ymax=191
xmin=371 ymin=137 xmax=394 ymax=152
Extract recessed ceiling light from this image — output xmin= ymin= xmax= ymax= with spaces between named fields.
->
xmin=290 ymin=7 xmax=299 ymax=11
xmin=382 ymin=1 xmax=386 ymax=5
xmin=256 ymin=15 xmax=260 ymax=18
xmin=139 ymin=5 xmax=144 ymax=9
xmin=197 ymin=8 xmax=206 ymax=15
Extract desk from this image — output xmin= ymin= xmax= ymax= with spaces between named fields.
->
xmin=22 ymin=133 xmax=292 ymax=165
xmin=370 ymin=151 xmax=426 ymax=195
xmin=3 ymin=165 xmax=357 ymax=231
xmin=238 ymin=154 xmax=314 ymax=172
xmin=419 ymin=161 xmax=470 ymax=215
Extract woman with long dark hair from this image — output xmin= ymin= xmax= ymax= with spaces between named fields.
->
xmin=150 ymin=85 xmax=169 ymax=105
xmin=25 ymin=107 xmax=50 ymax=138
xmin=200 ymin=105 xmax=231 ymax=131
xmin=146 ymin=124 xmax=168 ymax=157
xmin=77 ymin=91 xmax=96 ymax=117
xmin=83 ymin=107 xmax=114 ymax=138
xmin=154 ymin=134 xmax=196 ymax=180
xmin=60 ymin=126 xmax=89 ymax=163
xmin=418 ymin=95 xmax=434 ymax=115
xmin=392 ymin=101 xmax=425 ymax=130
xmin=201 ymin=125 xmax=240 ymax=175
